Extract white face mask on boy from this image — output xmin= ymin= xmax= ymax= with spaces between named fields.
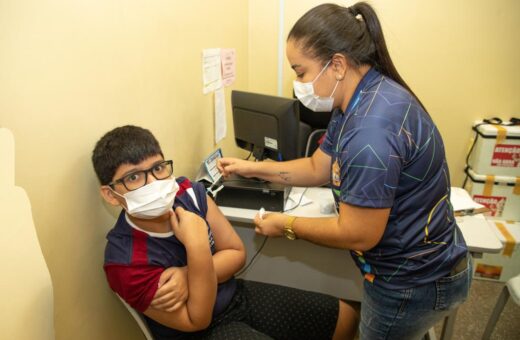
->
xmin=293 ymin=60 xmax=339 ymax=112
xmin=112 ymin=178 xmax=179 ymax=219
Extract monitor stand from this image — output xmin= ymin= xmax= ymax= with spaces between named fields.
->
xmin=207 ymin=174 xmax=291 ymax=212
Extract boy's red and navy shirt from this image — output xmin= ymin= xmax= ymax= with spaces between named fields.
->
xmin=103 ymin=176 xmax=236 ymax=316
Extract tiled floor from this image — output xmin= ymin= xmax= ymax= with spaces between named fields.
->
xmin=433 ymin=278 xmax=520 ymax=340
xmin=352 ymin=278 xmax=520 ymax=339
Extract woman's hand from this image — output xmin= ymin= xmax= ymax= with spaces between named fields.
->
xmin=253 ymin=212 xmax=287 ymax=237
xmin=217 ymin=157 xmax=254 ymax=178
xmin=150 ymin=266 xmax=188 ymax=312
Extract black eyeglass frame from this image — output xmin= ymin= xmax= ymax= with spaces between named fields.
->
xmin=108 ymin=160 xmax=173 ymax=191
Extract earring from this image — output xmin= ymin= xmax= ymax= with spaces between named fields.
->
xmin=336 ymin=75 xmax=344 ymax=81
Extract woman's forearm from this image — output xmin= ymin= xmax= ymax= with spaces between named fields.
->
xmin=289 ymin=204 xmax=389 ymax=251
xmin=290 ymin=216 xmax=365 ymax=250
xmin=251 ymin=157 xmax=328 ymax=187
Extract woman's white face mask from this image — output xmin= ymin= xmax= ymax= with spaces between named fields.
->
xmin=112 ymin=178 xmax=179 ymax=219
xmin=293 ymin=60 xmax=339 ymax=112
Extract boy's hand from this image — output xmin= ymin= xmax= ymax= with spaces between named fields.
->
xmin=170 ymin=207 xmax=208 ymax=245
xmin=150 ymin=266 xmax=188 ymax=312
xmin=253 ymin=212 xmax=286 ymax=237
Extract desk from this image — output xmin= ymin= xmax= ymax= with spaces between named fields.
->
xmin=221 ymin=187 xmax=364 ymax=301
xmin=441 ymin=213 xmax=502 ymax=340
xmin=220 ymin=187 xmax=503 ymax=339
xmin=455 ymin=214 xmax=503 ymax=257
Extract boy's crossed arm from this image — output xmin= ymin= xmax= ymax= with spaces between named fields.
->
xmin=149 ymin=266 xmax=188 ymax=312
xmin=150 ymin=195 xmax=247 ymax=313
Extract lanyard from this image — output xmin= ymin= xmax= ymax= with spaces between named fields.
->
xmin=334 ymin=90 xmax=362 ymax=153
xmin=332 ymin=67 xmax=379 ymax=153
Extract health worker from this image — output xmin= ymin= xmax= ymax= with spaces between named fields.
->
xmin=218 ymin=2 xmax=471 ymax=339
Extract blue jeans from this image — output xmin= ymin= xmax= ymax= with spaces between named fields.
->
xmin=359 ymin=256 xmax=472 ymax=340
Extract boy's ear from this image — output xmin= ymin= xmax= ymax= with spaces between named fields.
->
xmin=100 ymin=186 xmax=122 ymax=207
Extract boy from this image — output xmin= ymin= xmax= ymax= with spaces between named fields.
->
xmin=92 ymin=125 xmax=357 ymax=339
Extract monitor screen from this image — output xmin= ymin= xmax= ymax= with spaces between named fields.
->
xmin=231 ymin=90 xmax=301 ymax=161
xmin=298 ymin=100 xmax=333 ymax=130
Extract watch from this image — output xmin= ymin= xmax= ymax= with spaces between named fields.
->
xmin=283 ymin=216 xmax=297 ymax=240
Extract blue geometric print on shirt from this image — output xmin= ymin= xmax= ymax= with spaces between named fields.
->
xmin=320 ymin=68 xmax=467 ymax=290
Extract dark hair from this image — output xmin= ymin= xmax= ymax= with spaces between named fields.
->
xmin=288 ymin=2 xmax=424 ymax=108
xmin=92 ymin=125 xmax=164 ymax=185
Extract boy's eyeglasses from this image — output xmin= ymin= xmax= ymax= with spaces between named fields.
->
xmin=109 ymin=160 xmax=173 ymax=191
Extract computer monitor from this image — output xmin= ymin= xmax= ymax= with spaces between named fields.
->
xmin=295 ymin=91 xmax=333 ymax=130
xmin=231 ymin=90 xmax=301 ymax=161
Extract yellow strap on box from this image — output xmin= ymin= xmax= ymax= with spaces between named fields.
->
xmin=483 ymin=175 xmax=495 ymax=196
xmin=495 ymin=222 xmax=516 ymax=257
xmin=494 ymin=125 xmax=507 ymax=144
xmin=514 ymin=177 xmax=520 ymax=195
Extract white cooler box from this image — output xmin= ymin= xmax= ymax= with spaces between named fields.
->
xmin=473 ymin=219 xmax=520 ymax=282
xmin=465 ymin=167 xmax=520 ymax=221
xmin=468 ymin=121 xmax=520 ymax=177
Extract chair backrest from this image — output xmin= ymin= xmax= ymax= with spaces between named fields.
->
xmin=506 ymin=273 xmax=520 ymax=305
xmin=297 ymin=121 xmax=312 ymax=158
xmin=116 ymin=294 xmax=155 ymax=340
xmin=305 ymin=129 xmax=327 ymax=157
xmin=0 ymin=128 xmax=55 ymax=339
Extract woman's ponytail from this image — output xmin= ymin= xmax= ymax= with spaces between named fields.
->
xmin=289 ymin=2 xmax=425 ymax=110
xmin=349 ymin=2 xmax=425 ymax=109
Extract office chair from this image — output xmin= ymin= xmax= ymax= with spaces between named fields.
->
xmin=305 ymin=129 xmax=327 ymax=157
xmin=116 ymin=294 xmax=155 ymax=340
xmin=482 ymin=274 xmax=520 ymax=339
xmin=294 ymin=92 xmax=332 ymax=159
xmin=297 ymin=121 xmax=312 ymax=158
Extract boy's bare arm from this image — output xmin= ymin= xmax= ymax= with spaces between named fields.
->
xmin=150 ymin=195 xmax=245 ymax=312
xmin=144 ymin=207 xmax=217 ymax=331
xmin=205 ymin=195 xmax=246 ymax=282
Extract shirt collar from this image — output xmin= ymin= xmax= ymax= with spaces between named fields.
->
xmin=344 ymin=67 xmax=380 ymax=114
xmin=124 ymin=213 xmax=174 ymax=238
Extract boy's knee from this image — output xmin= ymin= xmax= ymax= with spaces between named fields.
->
xmin=333 ymin=300 xmax=359 ymax=340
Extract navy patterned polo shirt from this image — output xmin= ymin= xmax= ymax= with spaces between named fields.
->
xmin=320 ymin=68 xmax=467 ymax=289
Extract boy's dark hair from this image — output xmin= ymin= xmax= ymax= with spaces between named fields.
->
xmin=92 ymin=125 xmax=164 ymax=185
